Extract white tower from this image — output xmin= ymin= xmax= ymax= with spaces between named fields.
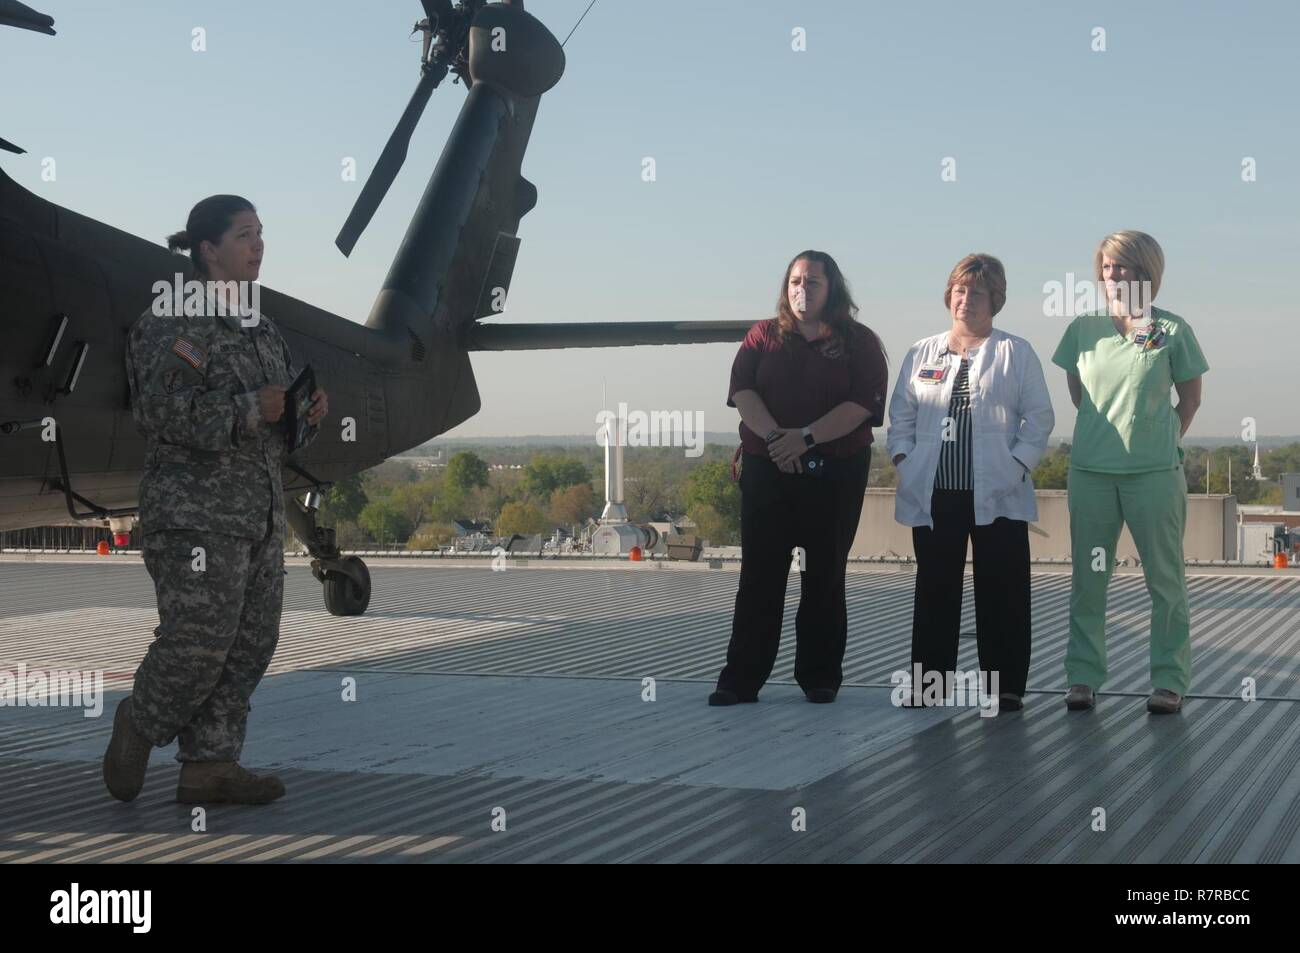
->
xmin=599 ymin=411 xmax=628 ymax=524
xmin=591 ymin=397 xmax=656 ymax=556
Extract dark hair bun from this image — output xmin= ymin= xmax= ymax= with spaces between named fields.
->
xmin=167 ymin=196 xmax=255 ymax=276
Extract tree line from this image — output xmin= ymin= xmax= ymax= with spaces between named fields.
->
xmin=318 ymin=441 xmax=1300 ymax=549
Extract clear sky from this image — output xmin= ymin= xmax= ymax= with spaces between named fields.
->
xmin=3 ymin=0 xmax=1296 ymax=439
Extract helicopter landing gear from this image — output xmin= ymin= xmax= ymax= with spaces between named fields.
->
xmin=322 ymin=555 xmax=371 ymax=616
xmin=286 ymin=490 xmax=372 ymax=616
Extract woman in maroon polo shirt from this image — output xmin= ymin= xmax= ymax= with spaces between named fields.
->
xmin=710 ymin=250 xmax=889 ymax=705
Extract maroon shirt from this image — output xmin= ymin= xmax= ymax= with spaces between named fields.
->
xmin=727 ymin=318 xmax=889 ymax=458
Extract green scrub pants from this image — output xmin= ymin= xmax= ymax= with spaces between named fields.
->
xmin=1065 ymin=466 xmax=1192 ymax=695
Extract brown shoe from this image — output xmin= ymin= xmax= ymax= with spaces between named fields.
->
xmin=102 ymin=696 xmax=154 ymax=802
xmin=1147 ymin=688 xmax=1184 ymax=714
xmin=176 ymin=761 xmax=286 ymax=805
xmin=1065 ymin=684 xmax=1095 ymax=710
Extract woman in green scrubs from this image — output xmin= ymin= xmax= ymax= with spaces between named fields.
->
xmin=1051 ymin=230 xmax=1208 ymax=714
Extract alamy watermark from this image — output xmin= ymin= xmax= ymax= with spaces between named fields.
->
xmin=596 ymin=403 xmax=705 ymax=458
xmin=890 ymin=664 xmax=1001 ymax=717
xmin=150 ymin=274 xmax=261 ymax=327
xmin=0 ymin=663 xmax=104 ymax=717
xmin=49 ymin=883 xmax=151 ymax=933
xmin=1042 ymin=274 xmax=1153 ymax=318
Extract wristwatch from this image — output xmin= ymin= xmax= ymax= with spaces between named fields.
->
xmin=764 ymin=429 xmax=780 ymax=444
xmin=801 ymin=426 xmax=815 ymax=448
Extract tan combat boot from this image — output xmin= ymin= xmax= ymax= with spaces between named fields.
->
xmin=176 ymin=761 xmax=286 ymax=804
xmin=103 ymin=696 xmax=154 ymax=802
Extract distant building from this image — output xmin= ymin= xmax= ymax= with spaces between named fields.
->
xmin=397 ymin=451 xmax=444 ymax=470
xmin=1285 ymin=474 xmax=1300 ymax=512
xmin=505 ymin=533 xmax=544 ymax=554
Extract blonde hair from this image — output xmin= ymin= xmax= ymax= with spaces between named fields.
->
xmin=1094 ymin=230 xmax=1164 ymax=302
xmin=944 ymin=253 xmax=1006 ymax=317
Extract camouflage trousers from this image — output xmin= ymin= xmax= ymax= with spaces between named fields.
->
xmin=132 ymin=521 xmax=284 ymax=762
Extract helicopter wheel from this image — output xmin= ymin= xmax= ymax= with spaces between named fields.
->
xmin=323 ymin=555 xmax=371 ymax=616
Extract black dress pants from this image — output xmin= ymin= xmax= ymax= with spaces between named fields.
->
xmin=910 ymin=488 xmax=1031 ymax=697
xmin=716 ymin=447 xmax=871 ymax=696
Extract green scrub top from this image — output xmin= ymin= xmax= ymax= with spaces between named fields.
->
xmin=1052 ymin=307 xmax=1209 ymax=473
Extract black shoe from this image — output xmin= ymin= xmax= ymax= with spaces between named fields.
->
xmin=998 ymin=693 xmax=1024 ymax=712
xmin=804 ymin=688 xmax=837 ymax=704
xmin=708 ymin=689 xmax=758 ymax=706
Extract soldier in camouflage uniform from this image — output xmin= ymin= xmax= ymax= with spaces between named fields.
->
xmin=103 ymin=195 xmax=327 ymax=804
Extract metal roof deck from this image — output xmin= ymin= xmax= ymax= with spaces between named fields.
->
xmin=2 ymin=557 xmax=1299 ymax=862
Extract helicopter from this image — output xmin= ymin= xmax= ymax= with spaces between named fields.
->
xmin=0 ymin=0 xmax=751 ymax=615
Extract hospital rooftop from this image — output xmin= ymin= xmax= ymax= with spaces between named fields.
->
xmin=2 ymin=554 xmax=1299 ymax=863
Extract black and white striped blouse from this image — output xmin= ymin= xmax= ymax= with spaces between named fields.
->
xmin=934 ymin=357 xmax=973 ymax=490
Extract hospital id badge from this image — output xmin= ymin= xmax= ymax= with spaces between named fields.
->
xmin=916 ymin=362 xmax=948 ymax=384
xmin=1132 ymin=322 xmax=1165 ymax=349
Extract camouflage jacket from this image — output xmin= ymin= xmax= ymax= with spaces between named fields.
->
xmin=125 ymin=297 xmax=317 ymax=539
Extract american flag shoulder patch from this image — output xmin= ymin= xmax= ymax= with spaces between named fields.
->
xmin=171 ymin=337 xmax=205 ymax=370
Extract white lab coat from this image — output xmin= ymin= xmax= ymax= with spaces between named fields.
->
xmin=886 ymin=327 xmax=1054 ymax=528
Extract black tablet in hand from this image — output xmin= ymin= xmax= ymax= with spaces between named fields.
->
xmin=284 ymin=364 xmax=316 ymax=453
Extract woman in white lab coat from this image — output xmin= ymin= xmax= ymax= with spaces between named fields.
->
xmin=886 ymin=254 xmax=1054 ymax=711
